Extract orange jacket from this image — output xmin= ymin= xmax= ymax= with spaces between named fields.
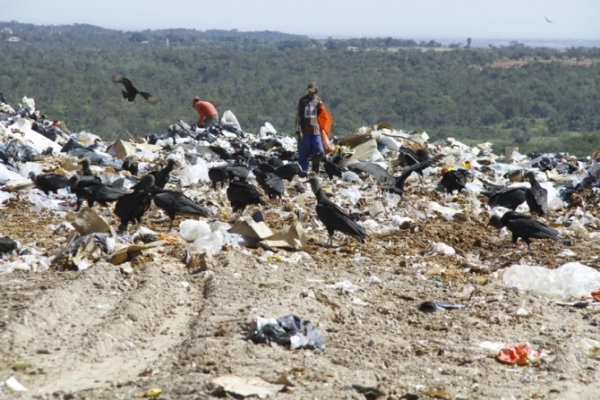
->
xmin=317 ymin=101 xmax=333 ymax=137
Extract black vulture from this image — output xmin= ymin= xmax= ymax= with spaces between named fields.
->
xmin=114 ymin=175 xmax=154 ymax=231
xmin=308 ymin=172 xmax=366 ymax=246
xmin=487 ymin=187 xmax=527 ymax=210
xmin=226 ymin=162 xmax=250 ymax=182
xmin=382 ymin=154 xmax=444 ymax=196
xmin=122 ymin=159 xmax=139 ymax=176
xmin=152 ymin=158 xmax=177 ymax=189
xmin=337 ymin=159 xmax=395 ymax=186
xmin=267 ymin=157 xmax=285 ymax=169
xmin=134 ymin=159 xmax=176 ymax=190
xmin=488 ymin=211 xmax=571 ymax=252
xmin=69 ymin=175 xmax=129 ymax=211
xmin=28 ymin=172 xmax=69 ymax=195
xmin=254 ymin=169 xmax=285 ymax=201
xmin=78 ymin=158 xmax=102 ymax=183
xmin=226 ymin=180 xmax=264 ymax=213
xmin=111 ymin=75 xmax=157 ymax=104
xmin=272 ymin=163 xmax=303 ymax=182
xmin=439 ymin=169 xmax=470 ymax=193
xmin=152 ymin=187 xmax=210 ymax=230
xmin=208 ymin=165 xmax=229 ymax=190
xmin=525 ymin=171 xmax=548 ymax=217
xmin=323 ymin=156 xmax=343 ymax=179
xmin=0 ymin=91 xmax=6 ymax=104
xmin=396 ymin=147 xmax=432 ymax=178
xmin=258 ymin=163 xmax=276 ymax=173
xmin=232 ymin=144 xmax=252 ymax=161
xmin=208 ymin=145 xmax=232 ymax=160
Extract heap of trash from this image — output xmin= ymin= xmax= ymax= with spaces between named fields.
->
xmin=1 ymin=96 xmax=600 ymax=286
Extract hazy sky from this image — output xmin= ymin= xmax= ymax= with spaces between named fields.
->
xmin=3 ymin=0 xmax=599 ymax=41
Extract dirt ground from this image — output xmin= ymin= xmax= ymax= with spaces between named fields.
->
xmin=1 ymin=180 xmax=600 ymax=400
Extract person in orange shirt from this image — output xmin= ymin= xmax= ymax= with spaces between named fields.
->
xmin=192 ymin=97 xmax=219 ymax=128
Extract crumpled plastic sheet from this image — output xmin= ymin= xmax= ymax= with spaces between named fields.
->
xmin=425 ymin=242 xmax=456 ymax=256
xmin=502 ymin=262 xmax=600 ymax=300
xmin=426 ymin=201 xmax=462 ymax=220
xmin=341 ymin=186 xmax=361 ymax=205
xmin=179 ymin=159 xmax=210 ymax=186
xmin=191 ymin=229 xmax=247 ymax=254
xmin=28 ymin=190 xmax=74 ymax=212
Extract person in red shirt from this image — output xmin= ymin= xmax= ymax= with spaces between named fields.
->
xmin=192 ymin=97 xmax=219 ymax=128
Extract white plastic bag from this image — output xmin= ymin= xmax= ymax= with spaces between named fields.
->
xmin=502 ymin=262 xmax=600 ymax=300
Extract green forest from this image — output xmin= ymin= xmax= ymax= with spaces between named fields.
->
xmin=1 ymin=21 xmax=599 ymax=156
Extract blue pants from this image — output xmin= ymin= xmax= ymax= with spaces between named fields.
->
xmin=298 ymin=133 xmax=323 ymax=171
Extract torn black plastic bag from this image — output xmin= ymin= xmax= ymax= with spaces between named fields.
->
xmin=248 ymin=314 xmax=326 ymax=351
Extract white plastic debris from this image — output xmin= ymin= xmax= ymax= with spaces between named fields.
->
xmin=259 ymin=122 xmax=277 ymax=137
xmin=369 ymin=275 xmax=382 ymax=284
xmin=179 ymin=220 xmax=211 ymax=242
xmin=342 ymin=171 xmax=360 ymax=182
xmin=385 ymin=192 xmax=401 ymax=208
xmin=179 ymin=160 xmax=209 ymax=186
xmin=578 ymin=338 xmax=600 ymax=359
xmin=327 ymin=280 xmax=362 ymax=294
xmin=427 ymin=202 xmax=462 ymax=220
xmin=22 ymin=96 xmax=35 ymax=113
xmin=5 ymin=376 xmax=28 ymax=392
xmin=341 ymin=186 xmax=361 ymax=205
xmin=502 ymin=262 xmax=600 ymax=300
xmin=191 ymin=230 xmax=224 ymax=254
xmin=221 ymin=110 xmax=242 ymax=132
xmin=391 ymin=215 xmax=413 ymax=228
xmin=425 ymin=242 xmax=456 ymax=256
xmin=18 ymin=162 xmax=43 ymax=178
xmin=352 ymin=298 xmax=370 ymax=307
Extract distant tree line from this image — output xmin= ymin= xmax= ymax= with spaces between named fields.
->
xmin=1 ymin=22 xmax=599 ymax=155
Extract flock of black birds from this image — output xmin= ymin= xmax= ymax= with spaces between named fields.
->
xmin=2 ymin=78 xmax=580 ymax=251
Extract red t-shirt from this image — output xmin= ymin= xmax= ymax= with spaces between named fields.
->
xmin=194 ymin=101 xmax=218 ymax=125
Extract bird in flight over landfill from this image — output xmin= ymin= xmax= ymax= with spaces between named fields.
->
xmin=111 ymin=75 xmax=157 ymax=104
xmin=544 ymin=15 xmax=553 ymax=23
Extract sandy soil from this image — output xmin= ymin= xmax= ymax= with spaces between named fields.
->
xmin=1 ymin=180 xmax=600 ymax=400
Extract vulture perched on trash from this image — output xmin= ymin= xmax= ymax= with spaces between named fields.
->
xmin=208 ymin=165 xmax=230 ymax=190
xmin=382 ymin=154 xmax=444 ymax=196
xmin=225 ymin=158 xmax=250 ymax=182
xmin=439 ymin=168 xmax=470 ymax=193
xmin=323 ymin=156 xmax=343 ymax=179
xmin=111 ymin=75 xmax=157 ymax=104
xmin=226 ymin=179 xmax=265 ymax=213
xmin=134 ymin=159 xmax=176 ymax=191
xmin=337 ymin=159 xmax=396 ymax=186
xmin=77 ymin=159 xmax=102 ymax=183
xmin=524 ymin=171 xmax=548 ymax=217
xmin=254 ymin=169 xmax=285 ymax=201
xmin=486 ymin=187 xmax=527 ymax=210
xmin=28 ymin=172 xmax=70 ymax=195
xmin=151 ymin=186 xmax=209 ymax=230
xmin=69 ymin=175 xmax=129 ymax=212
xmin=272 ymin=163 xmax=303 ymax=182
xmin=114 ymin=175 xmax=154 ymax=231
xmin=488 ymin=211 xmax=572 ymax=252
xmin=308 ymin=172 xmax=366 ymax=246
xmin=396 ymin=146 xmax=432 ymax=179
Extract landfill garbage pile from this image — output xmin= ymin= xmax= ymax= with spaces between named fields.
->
xmin=1 ymin=96 xmax=600 ymax=399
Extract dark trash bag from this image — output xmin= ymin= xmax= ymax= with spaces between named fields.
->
xmin=248 ymin=314 xmax=326 ymax=351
